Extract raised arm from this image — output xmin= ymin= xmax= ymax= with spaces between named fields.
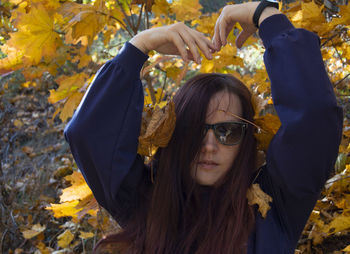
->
xmin=259 ymin=14 xmax=343 ymax=242
xmin=64 ymin=23 xmax=215 ymax=222
xmin=63 ymin=43 xmax=148 ymax=219
xmin=213 ymin=2 xmax=343 ymax=245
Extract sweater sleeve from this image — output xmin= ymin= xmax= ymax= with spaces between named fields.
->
xmin=259 ymin=15 xmax=343 ymax=243
xmin=63 ymin=42 xmax=149 ymax=220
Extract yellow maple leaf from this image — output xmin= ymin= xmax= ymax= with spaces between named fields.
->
xmin=46 ymin=171 xmax=98 ymax=221
xmin=60 ymin=171 xmax=92 ymax=202
xmin=343 ymin=244 xmax=350 ymax=252
xmin=152 ymin=0 xmax=171 ymax=18
xmin=60 ymin=0 xmax=108 ymax=45
xmin=0 ymin=45 xmax=23 ymax=74
xmin=79 ymin=231 xmax=95 ymax=239
xmin=254 ymin=114 xmax=281 ymax=151
xmin=200 ymin=44 xmax=243 ymax=73
xmin=46 ymin=200 xmax=82 ymax=220
xmin=60 ymin=92 xmax=84 ymax=122
xmin=321 ymin=212 xmax=350 ymax=235
xmin=49 ymin=73 xmax=88 ymax=103
xmin=192 ymin=13 xmax=219 ymax=37
xmin=57 ymin=230 xmax=74 ymax=249
xmin=35 ymin=241 xmax=52 ymax=254
xmin=21 ymin=224 xmax=46 ymax=239
xmin=171 ymin=0 xmax=202 ymax=21
xmin=339 ymin=4 xmax=350 ymax=25
xmin=288 ymin=1 xmax=327 ymax=34
xmin=31 ymin=0 xmax=61 ymax=10
xmin=7 ymin=3 xmax=61 ymax=65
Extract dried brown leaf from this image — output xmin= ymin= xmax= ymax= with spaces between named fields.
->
xmin=247 ymin=183 xmax=273 ymax=218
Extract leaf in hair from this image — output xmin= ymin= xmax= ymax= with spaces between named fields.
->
xmin=138 ymin=101 xmax=176 ymax=157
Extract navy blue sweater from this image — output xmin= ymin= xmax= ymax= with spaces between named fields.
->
xmin=64 ymin=14 xmax=343 ymax=253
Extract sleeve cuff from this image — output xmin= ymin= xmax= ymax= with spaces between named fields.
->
xmin=113 ymin=41 xmax=149 ymax=75
xmin=258 ymin=14 xmax=295 ymax=47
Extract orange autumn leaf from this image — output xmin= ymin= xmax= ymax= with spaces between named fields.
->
xmin=0 ymin=45 xmax=23 ymax=74
xmin=59 ymin=92 xmax=84 ymax=122
xmin=7 ymin=3 xmax=61 ymax=65
xmin=254 ymin=114 xmax=281 ymax=151
xmin=60 ymin=0 xmax=108 ymax=45
xmin=171 ymin=0 xmax=201 ymax=21
xmin=247 ymin=183 xmax=273 ymax=218
xmin=138 ymin=101 xmax=176 ymax=156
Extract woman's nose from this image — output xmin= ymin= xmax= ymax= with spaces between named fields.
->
xmin=202 ymin=129 xmax=218 ymax=153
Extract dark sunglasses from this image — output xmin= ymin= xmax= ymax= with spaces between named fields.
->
xmin=203 ymin=121 xmax=247 ymax=146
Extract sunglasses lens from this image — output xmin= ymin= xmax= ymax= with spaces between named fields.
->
xmin=215 ymin=123 xmax=244 ymax=145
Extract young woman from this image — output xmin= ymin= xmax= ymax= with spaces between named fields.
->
xmin=64 ymin=2 xmax=343 ymax=253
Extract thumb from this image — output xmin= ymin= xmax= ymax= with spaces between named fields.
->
xmin=235 ymin=26 xmax=257 ymax=49
xmin=235 ymin=30 xmax=251 ymax=49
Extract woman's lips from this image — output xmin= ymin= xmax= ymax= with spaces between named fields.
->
xmin=197 ymin=160 xmax=218 ymax=170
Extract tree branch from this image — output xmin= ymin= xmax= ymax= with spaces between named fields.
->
xmin=144 ymin=74 xmax=156 ymax=104
xmin=334 ymin=72 xmax=350 ymax=87
xmin=116 ymin=0 xmax=136 ymax=36
xmin=96 ymin=10 xmax=133 ymax=37
xmin=135 ymin=3 xmax=144 ymax=33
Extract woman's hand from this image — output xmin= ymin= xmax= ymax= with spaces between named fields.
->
xmin=130 ymin=23 xmax=216 ymax=64
xmin=212 ymin=2 xmax=281 ymax=49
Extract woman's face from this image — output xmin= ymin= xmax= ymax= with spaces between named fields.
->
xmin=191 ymin=91 xmax=242 ymax=186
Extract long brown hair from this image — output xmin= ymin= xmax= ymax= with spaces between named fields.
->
xmin=95 ymin=73 xmax=257 ymax=254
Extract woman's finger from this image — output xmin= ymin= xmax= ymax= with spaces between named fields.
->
xmin=191 ymin=31 xmax=215 ymax=60
xmin=235 ymin=25 xmax=257 ymax=49
xmin=170 ymin=31 xmax=189 ymax=62
xmin=212 ymin=16 xmax=222 ymax=50
xmin=219 ymin=16 xmax=229 ymax=46
xmin=179 ymin=29 xmax=201 ymax=64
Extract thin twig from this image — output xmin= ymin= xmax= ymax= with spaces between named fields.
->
xmin=96 ymin=10 xmax=133 ymax=37
xmin=116 ymin=0 xmax=135 ymax=36
xmin=326 ymin=175 xmax=350 ymax=185
xmin=0 ymin=228 xmax=8 ymax=254
xmin=334 ymin=72 xmax=350 ymax=87
xmin=16 ymin=239 xmax=27 ymax=250
xmin=10 ymin=210 xmax=17 ymax=229
xmin=48 ymin=228 xmax=65 ymax=248
xmin=331 ymin=39 xmax=346 ymax=68
xmin=93 ymin=228 xmax=98 ymax=248
xmin=158 ymin=75 xmax=167 ymax=104
xmin=320 ymin=32 xmax=340 ymax=47
xmin=128 ymin=2 xmax=135 ymax=31
xmin=97 ymin=205 xmax=106 ymax=237
xmin=146 ymin=9 xmax=150 ymax=29
xmin=135 ymin=3 xmax=144 ymax=33
xmin=53 ymin=30 xmax=65 ymax=35
xmin=145 ymin=75 xmax=156 ymax=105
xmin=82 ymin=238 xmax=85 ymax=254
